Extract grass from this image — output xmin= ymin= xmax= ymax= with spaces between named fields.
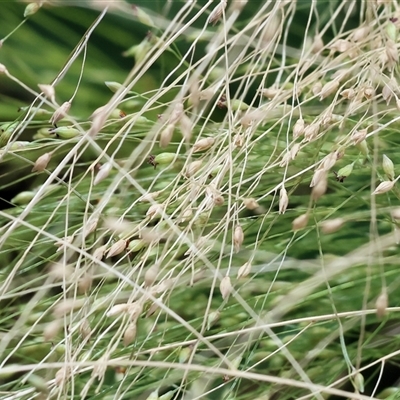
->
xmin=1 ymin=1 xmax=400 ymax=399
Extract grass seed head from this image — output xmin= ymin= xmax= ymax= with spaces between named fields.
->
xmin=208 ymin=0 xmax=227 ymax=25
xmin=311 ymin=35 xmax=324 ymax=53
xmin=293 ymin=118 xmax=305 ymax=140
xmin=376 ymin=291 xmax=388 ymax=319
xmin=351 ymin=129 xmax=367 ymax=145
xmin=185 ymin=160 xmax=203 ymax=177
xmin=24 ymin=2 xmax=41 ymax=17
xmin=78 ymin=272 xmax=93 ymax=294
xmin=79 ymin=319 xmax=91 ymax=339
xmin=279 ymin=187 xmax=289 ymax=214
xmin=292 ymin=213 xmax=309 ymax=230
xmin=311 ymin=172 xmax=327 ymax=201
xmin=84 ymin=216 xmax=99 ymax=237
xmin=353 ymin=372 xmax=365 ymax=393
xmin=94 ymin=162 xmax=112 ymax=185
xmin=38 ymin=84 xmax=55 ymax=102
xmin=312 ymin=82 xmax=322 ymax=96
xmin=159 ymin=124 xmax=175 ymax=148
xmin=32 ymin=152 xmax=51 ymax=172
xmin=340 ymin=88 xmax=356 ymax=99
xmin=107 ymin=239 xmax=127 ymax=258
xmin=304 ymin=123 xmax=319 ymax=141
xmin=146 ymin=203 xmax=164 ymax=219
xmin=237 ymin=261 xmax=252 ymax=278
xmin=233 ymin=224 xmax=244 ymax=253
xmin=320 ymin=218 xmax=345 ymax=234
xmin=382 ymin=154 xmax=395 ymax=180
xmin=93 ymin=244 xmax=107 ymax=261
xmin=123 ymin=322 xmax=137 ymax=346
xmin=193 ymin=137 xmax=215 ymax=152
xmin=319 ymin=80 xmax=339 ymax=100
xmin=207 ymin=310 xmax=220 ymax=330
xmin=372 ymin=180 xmax=395 ymax=195
xmin=243 ymin=197 xmax=259 ymax=210
xmin=330 ymin=39 xmax=352 ymax=53
xmin=107 ymin=303 xmax=129 ymax=317
xmin=138 ymin=191 xmax=160 ymax=202
xmin=50 ymin=101 xmax=71 ymax=126
xmin=220 ymin=275 xmax=232 ymax=300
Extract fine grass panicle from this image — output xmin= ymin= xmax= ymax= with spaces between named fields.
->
xmin=2 ymin=1 xmax=400 ymax=400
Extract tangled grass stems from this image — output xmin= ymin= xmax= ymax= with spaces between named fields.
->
xmin=2 ymin=1 xmax=400 ymax=399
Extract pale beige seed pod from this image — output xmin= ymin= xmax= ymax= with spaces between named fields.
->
xmin=129 ymin=302 xmax=143 ymax=321
xmin=169 ymin=102 xmax=184 ymax=124
xmin=321 ymin=152 xmax=337 ymax=171
xmin=186 ymin=160 xmax=203 ymax=177
xmin=386 ymin=39 xmax=399 ymax=68
xmin=50 ymin=101 xmax=71 ymax=126
xmin=363 ymin=86 xmax=374 ymax=99
xmin=391 ymin=207 xmax=400 ymax=220
xmin=94 ymin=162 xmax=112 ymax=185
xmin=32 ymin=152 xmax=51 ymax=172
xmin=179 ymin=113 xmax=192 ymax=141
xmin=237 ymin=261 xmax=252 ymax=279
xmin=372 ymin=180 xmax=395 ymax=195
xmin=320 ymin=218 xmax=345 ymax=234
xmin=146 ymin=203 xmax=164 ymax=219
xmin=38 ymin=84 xmax=55 ymax=103
xmin=93 ymin=244 xmax=107 ymax=261
xmin=352 ymin=26 xmax=369 ymax=42
xmin=279 ymin=187 xmax=289 ymax=214
xmin=312 ymin=81 xmax=322 ymax=96
xmin=233 ymin=225 xmax=244 ymax=253
xmin=44 ymin=319 xmax=62 ymax=341
xmin=261 ymin=87 xmax=280 ymax=99
xmin=382 ymin=84 xmax=393 ymax=105
xmin=290 ymin=143 xmax=301 ymax=160
xmin=84 ymin=216 xmax=99 ymax=238
xmin=351 ymin=129 xmax=367 ymax=145
xmin=340 ymin=88 xmax=356 ymax=100
xmin=106 ymin=303 xmax=129 ymax=317
xmin=213 ymin=194 xmax=224 ymax=206
xmin=208 ymin=0 xmax=227 ymax=25
xmin=193 ymin=137 xmax=215 ymax=152
xmin=55 ymin=235 xmax=74 ymax=252
xmin=319 ymin=80 xmax=339 ymax=100
xmin=144 ymin=264 xmax=159 ymax=287
xmin=292 ymin=213 xmax=309 ymax=230
xmin=243 ymin=197 xmax=259 ymax=210
xmin=311 ymin=35 xmax=324 ymax=53
xmin=53 ymin=299 xmax=80 ymax=318
xmin=293 ymin=118 xmax=305 ymax=140
xmin=382 ymin=154 xmax=395 ymax=181
xmin=310 ymin=169 xmax=325 ymax=188
xmin=138 ymin=191 xmax=160 ymax=202
xmin=207 ymin=310 xmax=220 ymax=330
xmin=376 ymin=291 xmax=388 ymax=318
xmin=107 ymin=239 xmax=127 ymax=258
xmin=123 ymin=322 xmax=137 ymax=346
xmin=304 ymin=123 xmax=319 ymax=141
xmin=159 ymin=124 xmax=174 ymax=148
xmin=330 ymin=39 xmax=352 ymax=53
xmin=311 ymin=172 xmax=327 ymax=201
xmin=220 ymin=275 xmax=232 ymax=300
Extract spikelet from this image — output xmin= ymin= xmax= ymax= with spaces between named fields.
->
xmin=50 ymin=101 xmax=71 ymax=126
xmin=233 ymin=225 xmax=244 ymax=253
xmin=319 ymin=80 xmax=339 ymax=100
xmin=293 ymin=118 xmax=305 ymax=140
xmin=94 ymin=162 xmax=112 ymax=185
xmin=107 ymin=239 xmax=127 ymax=258
xmin=372 ymin=181 xmax=395 ymax=195
xmin=159 ymin=124 xmax=174 ymax=148
xmin=106 ymin=303 xmax=129 ymax=317
xmin=243 ymin=198 xmax=259 ymax=210
xmin=32 ymin=152 xmax=51 ymax=172
xmin=207 ymin=310 xmax=220 ymax=330
xmin=376 ymin=291 xmax=388 ymax=319
xmin=304 ymin=123 xmax=319 ymax=141
xmin=93 ymin=244 xmax=107 ymax=261
xmin=138 ymin=191 xmax=160 ymax=203
xmin=208 ymin=0 xmax=227 ymax=25
xmin=320 ymin=218 xmax=344 ymax=234
xmin=80 ymin=319 xmax=91 ymax=339
xmin=44 ymin=319 xmax=61 ymax=341
xmin=220 ymin=275 xmax=232 ymax=300
xmin=311 ymin=171 xmax=327 ymax=201
xmin=38 ymin=84 xmax=55 ymax=103
xmin=382 ymin=154 xmax=395 ymax=181
xmin=192 ymin=137 xmax=215 ymax=152
xmin=123 ymin=322 xmax=137 ymax=346
xmin=279 ymin=187 xmax=289 ymax=214
xmin=237 ymin=261 xmax=252 ymax=279
xmin=292 ymin=213 xmax=309 ymax=230
xmin=185 ymin=160 xmax=203 ymax=177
